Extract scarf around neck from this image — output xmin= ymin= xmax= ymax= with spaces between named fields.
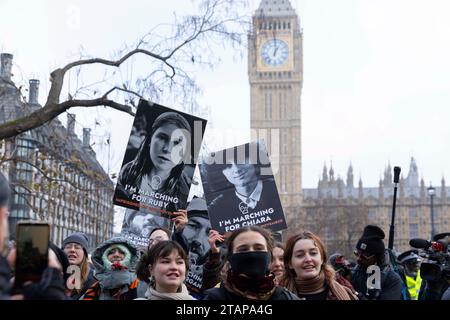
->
xmin=294 ymin=271 xmax=356 ymax=300
xmin=224 ymin=269 xmax=276 ymax=301
xmin=96 ymin=269 xmax=135 ymax=290
xmin=295 ymin=272 xmax=327 ymax=295
xmin=144 ymin=283 xmax=195 ymax=300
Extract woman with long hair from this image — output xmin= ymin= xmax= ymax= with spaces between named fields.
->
xmin=62 ymin=232 xmax=96 ymax=300
xmin=281 ymin=231 xmax=358 ymax=300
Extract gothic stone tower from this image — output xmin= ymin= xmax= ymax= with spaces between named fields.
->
xmin=249 ymin=0 xmax=303 ymax=231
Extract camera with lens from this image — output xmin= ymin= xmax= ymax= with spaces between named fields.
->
xmin=409 ymin=233 xmax=450 ymax=282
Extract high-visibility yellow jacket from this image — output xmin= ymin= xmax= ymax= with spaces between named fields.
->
xmin=405 ymin=270 xmax=422 ymax=300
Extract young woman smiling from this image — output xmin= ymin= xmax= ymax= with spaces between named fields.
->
xmin=281 ymin=231 xmax=358 ymax=300
xmin=136 ymin=240 xmax=194 ymax=300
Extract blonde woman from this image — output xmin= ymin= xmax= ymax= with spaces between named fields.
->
xmin=62 ymin=233 xmax=95 ymax=300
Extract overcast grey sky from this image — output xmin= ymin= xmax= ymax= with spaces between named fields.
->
xmin=2 ymin=0 xmax=450 ymax=194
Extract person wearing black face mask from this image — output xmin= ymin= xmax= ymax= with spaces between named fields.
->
xmin=202 ymin=226 xmax=299 ymax=300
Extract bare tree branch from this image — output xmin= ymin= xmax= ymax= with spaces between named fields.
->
xmin=0 ymin=0 xmax=249 ymax=140
xmin=0 ymin=157 xmax=103 ymax=193
xmin=102 ymin=86 xmax=144 ymax=100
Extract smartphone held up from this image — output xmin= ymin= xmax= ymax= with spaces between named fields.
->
xmin=13 ymin=221 xmax=50 ymax=291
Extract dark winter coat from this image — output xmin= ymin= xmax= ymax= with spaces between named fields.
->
xmin=70 ymin=267 xmax=96 ymax=300
xmin=352 ymin=264 xmax=403 ymax=300
xmin=203 ymin=284 xmax=300 ymax=301
xmin=0 ymin=255 xmax=11 ymax=300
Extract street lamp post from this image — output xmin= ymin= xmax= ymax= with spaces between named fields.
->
xmin=427 ymin=184 xmax=436 ymax=239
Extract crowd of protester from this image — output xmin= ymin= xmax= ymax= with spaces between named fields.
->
xmin=1 ymin=171 xmax=450 ymax=300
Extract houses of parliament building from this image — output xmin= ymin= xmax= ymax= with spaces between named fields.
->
xmin=249 ymin=0 xmax=449 ymax=255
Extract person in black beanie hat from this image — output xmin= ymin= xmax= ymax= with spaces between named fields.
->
xmin=62 ymin=232 xmax=96 ymax=299
xmin=355 ymin=225 xmax=386 ymax=263
xmin=351 ymin=225 xmax=403 ymax=300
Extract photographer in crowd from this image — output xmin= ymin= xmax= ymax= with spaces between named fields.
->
xmin=418 ymin=232 xmax=450 ymax=300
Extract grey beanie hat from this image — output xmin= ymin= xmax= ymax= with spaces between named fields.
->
xmin=187 ymin=196 xmax=209 ymax=219
xmin=62 ymin=232 xmax=90 ymax=256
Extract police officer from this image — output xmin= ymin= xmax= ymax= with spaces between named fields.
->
xmin=397 ymin=249 xmax=422 ymax=300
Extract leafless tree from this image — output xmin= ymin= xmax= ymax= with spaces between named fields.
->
xmin=0 ymin=0 xmax=250 ymax=140
xmin=301 ymin=199 xmax=369 ymax=258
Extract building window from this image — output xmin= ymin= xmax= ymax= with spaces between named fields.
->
xmin=265 ymin=92 xmax=272 ymax=119
xmin=278 ymin=92 xmax=283 ymax=119
xmin=282 ymin=131 xmax=288 ymax=155
xmin=368 ymin=208 xmax=377 ymax=221
xmin=281 ymin=166 xmax=287 ymax=192
xmin=433 ymin=207 xmax=440 ymax=220
xmin=409 ymin=223 xmax=419 ymax=239
xmin=409 ymin=208 xmax=417 ymax=219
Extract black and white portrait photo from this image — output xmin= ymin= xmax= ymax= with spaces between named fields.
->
xmin=113 ymin=99 xmax=207 ymax=217
xmin=182 ymin=197 xmax=212 ymax=294
xmin=200 ymin=140 xmax=287 ymax=234
xmin=120 ymin=207 xmax=172 ymax=248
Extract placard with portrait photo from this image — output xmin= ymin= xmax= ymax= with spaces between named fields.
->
xmin=113 ymin=99 xmax=207 ymax=218
xmin=200 ymin=140 xmax=287 ymax=234
xmin=119 ymin=206 xmax=172 ymax=248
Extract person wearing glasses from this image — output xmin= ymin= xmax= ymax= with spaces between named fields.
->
xmin=351 ymin=225 xmax=402 ymax=300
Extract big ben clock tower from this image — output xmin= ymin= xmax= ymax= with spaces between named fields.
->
xmin=249 ymin=0 xmax=303 ymax=231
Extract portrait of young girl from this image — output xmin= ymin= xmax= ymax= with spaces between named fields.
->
xmin=114 ymin=100 xmax=206 ymax=217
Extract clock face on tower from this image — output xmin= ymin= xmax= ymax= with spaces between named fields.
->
xmin=260 ymin=39 xmax=289 ymax=67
